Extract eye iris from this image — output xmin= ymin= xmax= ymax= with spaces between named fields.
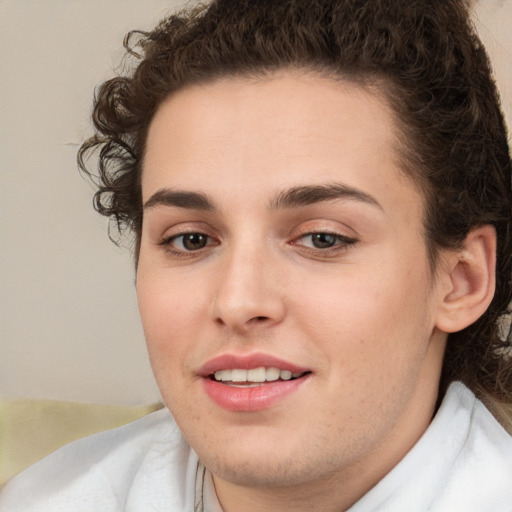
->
xmin=312 ymin=233 xmax=337 ymax=248
xmin=183 ymin=233 xmax=207 ymax=250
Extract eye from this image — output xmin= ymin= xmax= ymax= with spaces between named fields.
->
xmin=293 ymin=232 xmax=357 ymax=251
xmin=307 ymin=233 xmax=341 ymax=249
xmin=161 ymin=232 xmax=215 ymax=252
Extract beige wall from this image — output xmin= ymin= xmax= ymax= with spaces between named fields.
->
xmin=0 ymin=0 xmax=182 ymax=405
xmin=474 ymin=0 xmax=512 ymax=124
xmin=1 ymin=0 xmax=510 ymax=405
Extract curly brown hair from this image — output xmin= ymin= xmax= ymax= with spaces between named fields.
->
xmin=78 ymin=0 xmax=512 ymax=427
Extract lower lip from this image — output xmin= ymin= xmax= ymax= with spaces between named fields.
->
xmin=202 ymin=376 xmax=309 ymax=412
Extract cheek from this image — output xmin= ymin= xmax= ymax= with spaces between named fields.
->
xmin=294 ymin=260 xmax=433 ymax=370
xmin=136 ymin=273 xmax=206 ymax=418
xmin=136 ymin=271 xmax=205 ymax=374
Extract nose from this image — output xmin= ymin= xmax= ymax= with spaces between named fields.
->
xmin=211 ymin=243 xmax=286 ymax=334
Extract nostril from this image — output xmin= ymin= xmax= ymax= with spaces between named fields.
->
xmin=214 ymin=314 xmax=273 ymax=330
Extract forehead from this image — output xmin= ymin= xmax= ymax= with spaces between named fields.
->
xmin=142 ymin=71 xmax=420 ymax=213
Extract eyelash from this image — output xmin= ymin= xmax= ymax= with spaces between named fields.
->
xmin=292 ymin=232 xmax=358 ymax=255
xmin=159 ymin=229 xmax=357 ymax=258
xmin=158 ymin=232 xmax=218 ymax=257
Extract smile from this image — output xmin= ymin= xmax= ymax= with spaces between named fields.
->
xmin=212 ymin=367 xmax=306 ymax=386
xmin=200 ymin=354 xmax=312 ymax=411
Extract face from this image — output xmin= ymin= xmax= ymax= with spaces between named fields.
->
xmin=137 ymin=72 xmax=448 ymax=494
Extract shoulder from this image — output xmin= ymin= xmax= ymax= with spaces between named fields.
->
xmin=440 ymin=382 xmax=512 ymax=468
xmin=349 ymin=382 xmax=512 ymax=512
xmin=431 ymin=382 xmax=512 ymax=509
xmin=0 ymin=407 xmax=198 ymax=512
xmin=412 ymin=382 xmax=512 ymax=510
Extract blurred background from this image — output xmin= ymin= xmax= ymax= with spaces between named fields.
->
xmin=0 ymin=0 xmax=511 ymax=407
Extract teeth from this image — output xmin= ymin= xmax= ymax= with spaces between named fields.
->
xmin=266 ymin=367 xmax=280 ymax=381
xmin=214 ymin=370 xmax=231 ymax=382
xmin=247 ymin=367 xmax=266 ymax=382
xmin=213 ymin=367 xmax=304 ymax=383
xmin=280 ymin=370 xmax=292 ymax=380
xmin=231 ymin=369 xmax=247 ymax=382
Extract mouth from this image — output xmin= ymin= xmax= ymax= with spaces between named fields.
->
xmin=210 ymin=367 xmax=310 ymax=387
xmin=200 ymin=354 xmax=312 ymax=411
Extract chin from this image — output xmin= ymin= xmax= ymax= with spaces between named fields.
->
xmin=204 ymin=454 xmax=320 ymax=489
xmin=197 ymin=431 xmax=347 ymax=490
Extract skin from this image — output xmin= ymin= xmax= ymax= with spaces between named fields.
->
xmin=136 ymin=71 xmax=452 ymax=511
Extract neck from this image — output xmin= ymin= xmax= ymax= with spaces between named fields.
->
xmin=213 ymin=469 xmax=364 ymax=512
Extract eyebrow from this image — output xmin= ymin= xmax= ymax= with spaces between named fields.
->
xmin=269 ymin=183 xmax=383 ymax=211
xmin=143 ymin=189 xmax=215 ymax=211
xmin=143 ymin=183 xmax=382 ymax=212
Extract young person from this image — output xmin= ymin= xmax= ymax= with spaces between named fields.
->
xmin=2 ymin=1 xmax=511 ymax=510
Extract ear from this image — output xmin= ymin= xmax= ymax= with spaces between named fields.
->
xmin=435 ymin=225 xmax=496 ymax=334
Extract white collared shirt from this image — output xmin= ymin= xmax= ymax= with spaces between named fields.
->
xmin=1 ymin=382 xmax=511 ymax=511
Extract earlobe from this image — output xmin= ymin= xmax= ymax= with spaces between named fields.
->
xmin=435 ymin=225 xmax=496 ymax=334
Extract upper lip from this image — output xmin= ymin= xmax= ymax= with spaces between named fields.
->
xmin=198 ymin=352 xmax=311 ymax=377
